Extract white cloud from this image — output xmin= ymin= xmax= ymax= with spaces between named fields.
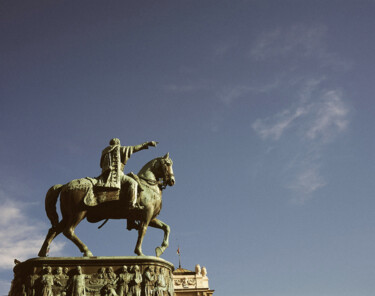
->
xmin=217 ymin=80 xmax=280 ymax=105
xmin=250 ymin=24 xmax=327 ymax=61
xmin=252 ymin=106 xmax=307 ymax=140
xmin=288 ymin=166 xmax=327 ymax=203
xmin=252 ymin=79 xmax=350 ymax=199
xmin=217 ymin=85 xmax=253 ymax=105
xmin=253 ymin=85 xmax=348 ymax=143
xmin=0 ymin=199 xmax=65 ymax=270
xmin=249 ymin=24 xmax=350 ymax=72
xmin=306 ymin=90 xmax=349 ymax=141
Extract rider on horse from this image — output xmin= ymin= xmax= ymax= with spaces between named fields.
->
xmin=97 ymin=138 xmax=158 ymax=210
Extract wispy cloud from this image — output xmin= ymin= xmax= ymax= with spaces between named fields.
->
xmin=253 ymin=87 xmax=349 ymax=143
xmin=0 ymin=197 xmax=65 ymax=270
xmin=252 ymin=106 xmax=307 ymax=140
xmin=249 ymin=24 xmax=350 ymax=71
xmin=163 ymin=80 xmax=280 ymax=106
xmin=305 ymin=90 xmax=349 ymax=141
xmin=217 ymin=80 xmax=280 ymax=105
xmin=287 ymin=165 xmax=327 ymax=203
xmin=250 ymin=24 xmax=326 ymax=61
xmin=217 ymin=85 xmax=253 ymax=105
xmin=252 ymin=80 xmax=350 ymax=201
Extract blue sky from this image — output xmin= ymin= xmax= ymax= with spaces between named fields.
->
xmin=1 ymin=1 xmax=375 ymax=295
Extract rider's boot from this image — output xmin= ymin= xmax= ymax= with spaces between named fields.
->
xmin=128 ymin=187 xmax=144 ymax=210
xmin=129 ymin=202 xmax=144 ymax=210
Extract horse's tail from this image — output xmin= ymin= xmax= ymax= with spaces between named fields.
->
xmin=45 ymin=184 xmax=63 ymax=228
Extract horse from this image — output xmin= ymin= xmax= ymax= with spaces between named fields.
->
xmin=38 ymin=153 xmax=175 ymax=258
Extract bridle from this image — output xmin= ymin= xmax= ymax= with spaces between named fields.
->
xmin=139 ymin=157 xmax=174 ymax=190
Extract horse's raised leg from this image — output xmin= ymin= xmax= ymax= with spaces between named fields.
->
xmin=38 ymin=220 xmax=65 ymax=257
xmin=134 ymin=222 xmax=148 ymax=256
xmin=148 ymin=218 xmax=170 ymax=257
xmin=63 ymin=211 xmax=93 ymax=257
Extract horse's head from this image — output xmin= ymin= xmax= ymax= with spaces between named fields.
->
xmin=138 ymin=153 xmax=175 ymax=189
xmin=157 ymin=153 xmax=175 ymax=187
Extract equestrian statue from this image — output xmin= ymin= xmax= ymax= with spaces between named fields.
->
xmin=38 ymin=138 xmax=175 ymax=258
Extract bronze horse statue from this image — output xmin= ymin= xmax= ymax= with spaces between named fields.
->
xmin=38 ymin=153 xmax=175 ymax=257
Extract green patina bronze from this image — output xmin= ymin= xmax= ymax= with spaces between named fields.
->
xmin=38 ymin=139 xmax=175 ymax=258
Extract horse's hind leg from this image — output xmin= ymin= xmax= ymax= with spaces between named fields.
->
xmin=38 ymin=220 xmax=65 ymax=257
xmin=62 ymin=211 xmax=93 ymax=257
xmin=148 ymin=218 xmax=170 ymax=257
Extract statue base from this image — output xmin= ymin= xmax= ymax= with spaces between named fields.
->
xmin=9 ymin=256 xmax=174 ymax=296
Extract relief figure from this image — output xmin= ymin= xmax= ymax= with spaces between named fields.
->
xmin=117 ymin=266 xmax=132 ymax=296
xmin=143 ymin=266 xmax=155 ymax=296
xmin=129 ymin=265 xmax=142 ymax=296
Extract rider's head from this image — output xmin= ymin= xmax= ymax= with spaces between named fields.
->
xmin=109 ymin=138 xmax=120 ymax=146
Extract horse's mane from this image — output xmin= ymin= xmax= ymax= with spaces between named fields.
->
xmin=138 ymin=157 xmax=161 ymax=175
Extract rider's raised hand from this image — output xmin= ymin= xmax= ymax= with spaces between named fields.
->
xmin=149 ymin=141 xmax=158 ymax=147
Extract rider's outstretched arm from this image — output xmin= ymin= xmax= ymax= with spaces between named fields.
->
xmin=133 ymin=141 xmax=158 ymax=153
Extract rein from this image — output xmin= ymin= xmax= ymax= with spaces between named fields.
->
xmin=139 ymin=176 xmax=167 ymax=190
xmin=138 ymin=157 xmax=174 ymax=190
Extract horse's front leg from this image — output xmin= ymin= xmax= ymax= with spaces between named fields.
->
xmin=148 ymin=218 xmax=170 ymax=257
xmin=134 ymin=222 xmax=148 ymax=256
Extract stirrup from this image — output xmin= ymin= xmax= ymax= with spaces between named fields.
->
xmin=127 ymin=220 xmax=139 ymax=231
xmin=129 ymin=203 xmax=144 ymax=210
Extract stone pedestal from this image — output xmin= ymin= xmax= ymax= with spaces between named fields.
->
xmin=9 ymin=256 xmax=174 ymax=296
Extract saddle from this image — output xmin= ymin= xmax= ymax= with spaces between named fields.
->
xmin=65 ymin=173 xmax=143 ymax=207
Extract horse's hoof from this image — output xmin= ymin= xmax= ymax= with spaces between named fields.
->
xmin=38 ymin=251 xmax=46 ymax=257
xmin=83 ymin=251 xmax=94 ymax=257
xmin=134 ymin=249 xmax=144 ymax=256
xmin=155 ymin=247 xmax=163 ymax=257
